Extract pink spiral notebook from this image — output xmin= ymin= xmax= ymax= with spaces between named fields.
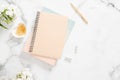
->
xmin=24 ymin=11 xmax=68 ymax=66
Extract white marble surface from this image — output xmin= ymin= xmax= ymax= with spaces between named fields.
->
xmin=1 ymin=0 xmax=120 ymax=80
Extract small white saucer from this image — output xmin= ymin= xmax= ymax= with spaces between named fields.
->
xmin=12 ymin=29 xmax=25 ymax=38
xmin=11 ymin=18 xmax=26 ymax=38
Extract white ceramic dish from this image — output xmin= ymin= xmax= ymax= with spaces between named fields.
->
xmin=11 ymin=18 xmax=26 ymax=38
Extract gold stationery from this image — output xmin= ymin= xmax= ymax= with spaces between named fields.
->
xmin=70 ymin=3 xmax=88 ymax=24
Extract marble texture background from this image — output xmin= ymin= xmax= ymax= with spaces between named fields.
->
xmin=0 ymin=0 xmax=120 ymax=80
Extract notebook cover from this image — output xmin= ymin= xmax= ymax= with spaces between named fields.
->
xmin=42 ymin=7 xmax=75 ymax=40
xmin=23 ymin=19 xmax=74 ymax=66
xmin=23 ymin=8 xmax=75 ymax=65
xmin=30 ymin=12 xmax=68 ymax=59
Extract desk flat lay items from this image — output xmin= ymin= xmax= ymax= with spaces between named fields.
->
xmin=30 ymin=12 xmax=68 ymax=59
xmin=23 ymin=8 xmax=75 ymax=66
xmin=70 ymin=3 xmax=88 ymax=24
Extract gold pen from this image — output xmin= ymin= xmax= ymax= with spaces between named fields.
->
xmin=70 ymin=3 xmax=88 ymax=24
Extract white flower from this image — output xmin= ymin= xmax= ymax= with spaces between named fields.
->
xmin=9 ymin=4 xmax=22 ymax=17
xmin=15 ymin=68 xmax=33 ymax=80
xmin=6 ymin=10 xmax=14 ymax=17
xmin=22 ymin=68 xmax=32 ymax=77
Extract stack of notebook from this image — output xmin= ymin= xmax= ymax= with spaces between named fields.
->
xmin=23 ymin=8 xmax=75 ymax=66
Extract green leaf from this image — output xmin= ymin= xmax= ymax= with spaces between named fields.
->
xmin=0 ymin=23 xmax=8 ymax=29
xmin=7 ymin=15 xmax=13 ymax=21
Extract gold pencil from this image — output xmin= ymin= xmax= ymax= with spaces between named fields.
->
xmin=70 ymin=3 xmax=88 ymax=24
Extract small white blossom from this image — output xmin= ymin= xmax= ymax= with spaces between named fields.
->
xmin=22 ymin=69 xmax=32 ymax=77
xmin=6 ymin=10 xmax=14 ymax=17
xmin=15 ymin=68 xmax=33 ymax=80
xmin=0 ymin=2 xmax=17 ymax=29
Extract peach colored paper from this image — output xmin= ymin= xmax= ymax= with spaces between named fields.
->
xmin=32 ymin=12 xmax=68 ymax=59
xmin=24 ymin=37 xmax=57 ymax=66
